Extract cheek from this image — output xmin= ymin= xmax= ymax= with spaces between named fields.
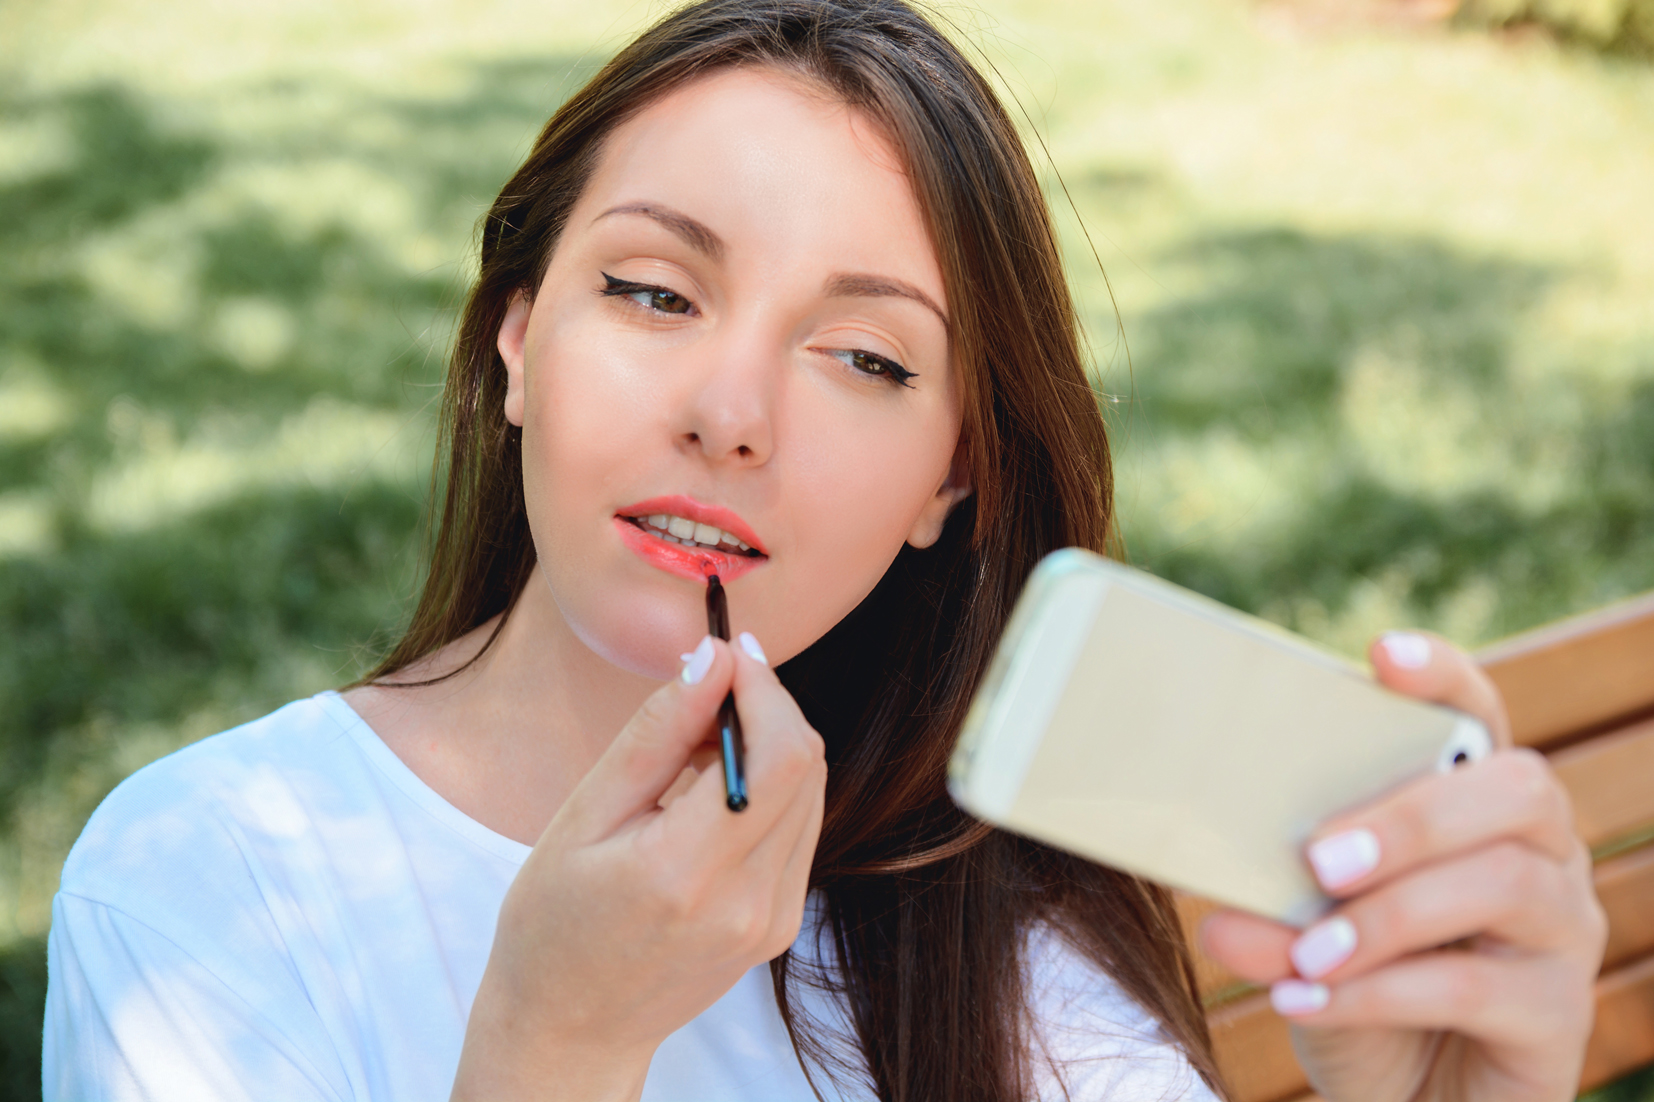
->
xmin=520 ymin=319 xmax=657 ymax=549
xmin=769 ymin=401 xmax=957 ymax=648
xmin=517 ymin=325 xmax=697 ymax=675
xmin=524 ymin=373 xmax=622 ymax=519
xmin=523 ymin=377 xmax=607 ymax=568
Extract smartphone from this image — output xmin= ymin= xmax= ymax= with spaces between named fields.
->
xmin=948 ymin=549 xmax=1492 ymax=926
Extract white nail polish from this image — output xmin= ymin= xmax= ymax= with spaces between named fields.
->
xmin=1271 ymin=979 xmax=1329 ymax=1016
xmin=737 ymin=631 xmax=768 ymax=666
xmin=1381 ymin=631 xmax=1432 ymax=670
xmin=1307 ymin=829 xmax=1381 ymax=890
xmin=681 ymin=635 xmax=715 ymax=685
xmin=1291 ymin=916 xmax=1357 ymax=979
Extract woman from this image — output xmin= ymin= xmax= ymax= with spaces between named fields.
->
xmin=43 ymin=1 xmax=1604 ymax=1099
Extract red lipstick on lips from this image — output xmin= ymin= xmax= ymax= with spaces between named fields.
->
xmin=614 ymin=495 xmax=768 ymax=583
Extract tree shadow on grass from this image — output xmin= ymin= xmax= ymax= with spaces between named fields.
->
xmin=0 ymin=480 xmax=425 ymax=814
xmin=0 ymin=54 xmax=599 ymax=1101
xmin=0 ymin=53 xmax=598 ymax=491
xmin=0 ymin=48 xmax=596 ymax=755
xmin=1114 ymin=227 xmax=1654 ymax=642
xmin=1125 ymin=228 xmax=1554 ymax=437
xmin=0 ymin=936 xmax=46 ymax=1102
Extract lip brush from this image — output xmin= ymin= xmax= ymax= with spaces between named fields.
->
xmin=704 ymin=573 xmax=749 ymax=812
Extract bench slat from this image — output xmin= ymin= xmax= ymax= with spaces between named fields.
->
xmin=1213 ymin=952 xmax=1654 ymax=1102
xmin=1582 ymin=952 xmax=1654 ymax=1091
xmin=1550 ymin=714 xmax=1654 ymax=851
xmin=1598 ymin=843 xmax=1654 ymax=971
xmin=1478 ymin=592 xmax=1654 ymax=748
xmin=1208 ymin=992 xmax=1307 ymax=1102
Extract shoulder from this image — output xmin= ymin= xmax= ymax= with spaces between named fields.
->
xmin=58 ymin=693 xmax=366 ymax=916
xmin=1022 ymin=922 xmax=1220 ymax=1102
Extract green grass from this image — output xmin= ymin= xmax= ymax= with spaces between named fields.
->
xmin=2 ymin=1 xmax=1653 ymax=1098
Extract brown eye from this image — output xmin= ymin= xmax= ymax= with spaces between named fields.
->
xmin=825 ymin=348 xmax=918 ymax=388
xmin=599 ymin=273 xmax=697 ymax=316
xmin=649 ymin=288 xmax=690 ymax=314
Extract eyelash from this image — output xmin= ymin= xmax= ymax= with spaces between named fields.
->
xmin=600 ymin=272 xmax=694 ymax=316
xmin=597 ymin=272 xmax=918 ymax=389
xmin=824 ymin=348 xmax=917 ymax=388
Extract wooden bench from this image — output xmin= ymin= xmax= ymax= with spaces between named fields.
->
xmin=1174 ymin=591 xmax=1654 ymax=1101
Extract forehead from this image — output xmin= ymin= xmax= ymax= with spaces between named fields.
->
xmin=571 ymin=65 xmax=944 ymax=307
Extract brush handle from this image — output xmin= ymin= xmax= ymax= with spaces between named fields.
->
xmin=705 ymin=576 xmax=747 ymax=812
xmin=706 ymin=576 xmax=730 ymax=640
xmin=718 ymin=693 xmax=748 ymax=813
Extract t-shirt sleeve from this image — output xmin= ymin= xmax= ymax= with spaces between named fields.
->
xmin=44 ymin=893 xmax=345 ymax=1102
xmin=1023 ymin=924 xmax=1221 ymax=1102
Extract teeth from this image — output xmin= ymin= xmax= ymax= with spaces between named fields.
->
xmin=637 ymin=513 xmax=756 ymax=554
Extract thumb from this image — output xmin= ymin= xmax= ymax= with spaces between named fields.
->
xmin=559 ymin=634 xmax=733 ymax=842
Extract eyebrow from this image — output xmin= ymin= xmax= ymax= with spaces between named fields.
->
xmin=824 ymin=273 xmax=948 ymax=327
xmin=594 ymin=203 xmax=725 ymax=262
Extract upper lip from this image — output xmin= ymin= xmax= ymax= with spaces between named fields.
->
xmin=616 ymin=495 xmax=768 ymax=556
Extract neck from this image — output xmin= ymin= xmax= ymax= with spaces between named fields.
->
xmin=350 ymin=563 xmax=662 ymax=845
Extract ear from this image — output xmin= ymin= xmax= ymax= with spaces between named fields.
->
xmin=498 ymin=293 xmax=532 ymax=427
xmin=906 ymin=442 xmax=974 ymax=549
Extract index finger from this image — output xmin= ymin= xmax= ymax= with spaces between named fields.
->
xmin=557 ymin=637 xmax=735 ymax=843
xmin=1307 ymin=748 xmax=1580 ymax=897
xmin=657 ymin=635 xmax=826 ymax=861
xmin=1370 ymin=630 xmax=1512 ymax=747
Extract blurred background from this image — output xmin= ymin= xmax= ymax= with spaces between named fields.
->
xmin=1 ymin=0 xmax=1651 ymax=1097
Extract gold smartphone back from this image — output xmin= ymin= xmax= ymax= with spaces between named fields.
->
xmin=949 ymin=550 xmax=1490 ymax=926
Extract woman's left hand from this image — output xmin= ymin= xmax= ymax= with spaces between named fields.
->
xmin=1200 ymin=631 xmax=1608 ymax=1102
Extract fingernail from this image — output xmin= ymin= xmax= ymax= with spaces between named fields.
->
xmin=681 ymin=635 xmax=715 ymax=685
xmin=1290 ymin=916 xmax=1357 ymax=979
xmin=1381 ymin=631 xmax=1432 ymax=669
xmin=1270 ymin=979 xmax=1329 ymax=1016
xmin=1307 ymin=829 xmax=1381 ymax=890
xmin=737 ymin=631 xmax=768 ymax=666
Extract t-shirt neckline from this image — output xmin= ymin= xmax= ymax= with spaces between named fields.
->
xmin=313 ymin=689 xmax=534 ymax=866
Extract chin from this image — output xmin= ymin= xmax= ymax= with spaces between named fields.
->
xmin=557 ymin=585 xmax=704 ymax=681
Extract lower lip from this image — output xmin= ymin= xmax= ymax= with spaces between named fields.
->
xmin=614 ymin=518 xmax=767 ymax=583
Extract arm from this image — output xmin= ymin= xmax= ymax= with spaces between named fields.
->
xmin=45 ymin=894 xmax=344 ymax=1102
xmin=450 ymin=634 xmax=827 ymax=1102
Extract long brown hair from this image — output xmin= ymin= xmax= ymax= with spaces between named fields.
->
xmin=370 ymin=1 xmax=1223 ymax=1097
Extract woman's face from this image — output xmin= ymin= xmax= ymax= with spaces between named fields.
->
xmin=498 ymin=65 xmax=968 ymax=678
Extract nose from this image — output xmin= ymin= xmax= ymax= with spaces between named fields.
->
xmin=674 ymin=324 xmax=777 ymax=468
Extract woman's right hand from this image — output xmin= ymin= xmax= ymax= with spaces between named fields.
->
xmin=450 ymin=633 xmax=828 ymax=1102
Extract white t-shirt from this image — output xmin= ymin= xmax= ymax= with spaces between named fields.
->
xmin=44 ymin=692 xmax=1216 ymax=1102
